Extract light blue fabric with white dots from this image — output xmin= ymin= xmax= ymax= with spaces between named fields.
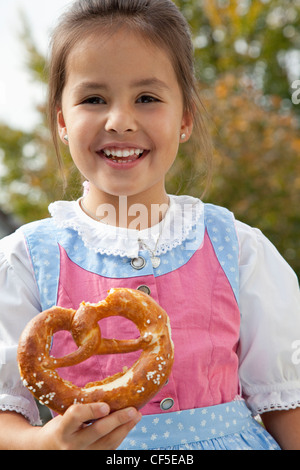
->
xmin=23 ymin=219 xmax=61 ymax=310
xmin=118 ymin=399 xmax=280 ymax=450
xmin=204 ymin=204 xmax=239 ymax=305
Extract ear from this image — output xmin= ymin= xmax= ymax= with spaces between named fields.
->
xmin=180 ymin=109 xmax=194 ymax=143
xmin=57 ymin=107 xmax=68 ymax=145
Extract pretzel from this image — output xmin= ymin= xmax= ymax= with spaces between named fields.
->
xmin=17 ymin=288 xmax=174 ymax=415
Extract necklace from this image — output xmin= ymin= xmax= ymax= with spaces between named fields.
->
xmin=138 ymin=235 xmax=162 ymax=268
xmin=138 ymin=212 xmax=168 ymax=268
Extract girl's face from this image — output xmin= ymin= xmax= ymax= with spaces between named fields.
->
xmin=57 ymin=28 xmax=192 ymax=207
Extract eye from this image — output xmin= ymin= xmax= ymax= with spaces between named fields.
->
xmin=136 ymin=95 xmax=160 ymax=104
xmin=82 ymin=96 xmax=106 ymax=105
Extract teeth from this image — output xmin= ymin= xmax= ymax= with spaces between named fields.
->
xmin=103 ymin=148 xmax=144 ymax=158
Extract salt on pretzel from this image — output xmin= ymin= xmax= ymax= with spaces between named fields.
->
xmin=17 ymin=288 xmax=174 ymax=415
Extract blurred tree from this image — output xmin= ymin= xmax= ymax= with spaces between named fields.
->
xmin=176 ymin=0 xmax=300 ymax=114
xmin=204 ymin=73 xmax=300 ymax=269
xmin=167 ymin=70 xmax=300 ymax=275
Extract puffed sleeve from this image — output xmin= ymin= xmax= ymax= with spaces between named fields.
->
xmin=237 ymin=220 xmax=300 ymax=415
xmin=0 ymin=230 xmax=42 ymax=425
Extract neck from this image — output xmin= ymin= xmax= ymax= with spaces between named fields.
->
xmin=82 ymin=188 xmax=169 ymax=230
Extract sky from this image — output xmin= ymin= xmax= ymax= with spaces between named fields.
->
xmin=0 ymin=0 xmax=72 ymax=131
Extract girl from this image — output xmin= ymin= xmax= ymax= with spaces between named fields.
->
xmin=0 ymin=0 xmax=300 ymax=450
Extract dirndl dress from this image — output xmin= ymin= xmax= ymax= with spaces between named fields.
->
xmin=1 ymin=196 xmax=295 ymax=449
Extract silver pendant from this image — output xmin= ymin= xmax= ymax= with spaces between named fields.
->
xmin=151 ymin=256 xmax=161 ymax=268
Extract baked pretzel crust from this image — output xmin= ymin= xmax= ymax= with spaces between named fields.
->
xmin=17 ymin=288 xmax=174 ymax=414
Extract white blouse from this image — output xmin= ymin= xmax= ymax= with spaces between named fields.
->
xmin=1 ymin=195 xmax=300 ymax=425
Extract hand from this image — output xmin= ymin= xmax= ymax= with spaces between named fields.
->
xmin=36 ymin=403 xmax=142 ymax=450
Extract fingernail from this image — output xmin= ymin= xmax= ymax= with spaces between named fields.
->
xmin=127 ymin=408 xmax=142 ymax=422
xmin=99 ymin=403 xmax=110 ymax=415
xmin=126 ymin=408 xmax=137 ymax=419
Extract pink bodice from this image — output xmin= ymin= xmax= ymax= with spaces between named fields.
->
xmin=50 ymin=231 xmax=240 ymax=415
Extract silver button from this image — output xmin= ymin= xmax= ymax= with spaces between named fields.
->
xmin=131 ymin=257 xmax=146 ymax=270
xmin=160 ymin=398 xmax=175 ymax=411
xmin=137 ymin=285 xmax=151 ymax=295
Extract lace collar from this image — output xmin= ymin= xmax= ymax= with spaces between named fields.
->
xmin=49 ymin=194 xmax=204 ymax=259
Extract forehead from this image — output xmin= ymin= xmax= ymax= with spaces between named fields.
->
xmin=64 ymin=28 xmax=180 ymax=92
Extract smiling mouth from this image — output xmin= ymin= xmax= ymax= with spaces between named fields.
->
xmin=98 ymin=148 xmax=147 ymax=163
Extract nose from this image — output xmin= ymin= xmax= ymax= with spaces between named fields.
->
xmin=104 ymin=104 xmax=137 ymax=134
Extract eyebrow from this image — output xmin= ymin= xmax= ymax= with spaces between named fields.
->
xmin=73 ymin=77 xmax=170 ymax=93
xmin=131 ymin=78 xmax=170 ymax=91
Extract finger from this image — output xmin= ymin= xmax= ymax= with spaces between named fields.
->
xmin=81 ymin=407 xmax=142 ymax=449
xmin=62 ymin=402 xmax=110 ymax=436
xmin=89 ymin=412 xmax=142 ymax=450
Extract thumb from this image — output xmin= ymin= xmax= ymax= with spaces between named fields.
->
xmin=63 ymin=402 xmax=110 ymax=434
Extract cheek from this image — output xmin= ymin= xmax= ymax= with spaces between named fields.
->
xmin=149 ymin=123 xmax=180 ymax=154
xmin=155 ymin=115 xmax=182 ymax=153
xmin=161 ymin=109 xmax=184 ymax=138
xmin=65 ymin=109 xmax=96 ymax=137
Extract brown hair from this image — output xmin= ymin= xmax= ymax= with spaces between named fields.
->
xmin=47 ymin=0 xmax=212 ymax=191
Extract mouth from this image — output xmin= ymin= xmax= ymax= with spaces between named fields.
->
xmin=97 ymin=147 xmax=148 ymax=164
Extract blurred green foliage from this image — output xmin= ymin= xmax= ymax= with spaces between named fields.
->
xmin=177 ymin=0 xmax=300 ymax=107
xmin=0 ymin=0 xmax=300 ymax=277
